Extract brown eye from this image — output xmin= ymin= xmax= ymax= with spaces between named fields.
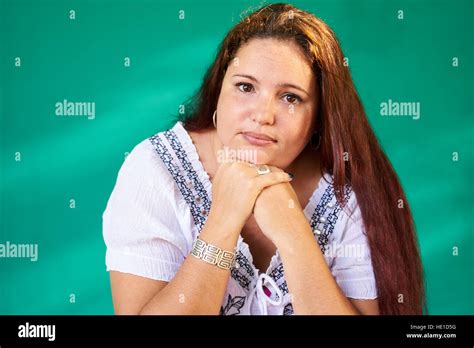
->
xmin=237 ymin=83 xmax=254 ymax=93
xmin=283 ymin=93 xmax=301 ymax=104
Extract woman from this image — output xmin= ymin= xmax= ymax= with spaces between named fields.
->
xmin=103 ymin=3 xmax=426 ymax=315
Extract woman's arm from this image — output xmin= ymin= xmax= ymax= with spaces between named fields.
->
xmin=109 ymin=162 xmax=292 ymax=315
xmin=275 ymin=216 xmax=378 ymax=315
xmin=110 ymin=211 xmax=240 ymax=315
xmin=253 ymin=182 xmax=379 ymax=315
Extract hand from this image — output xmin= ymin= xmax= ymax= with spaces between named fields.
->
xmin=209 ymin=161 xmax=292 ymax=234
xmin=252 ymin=179 xmax=308 ymax=246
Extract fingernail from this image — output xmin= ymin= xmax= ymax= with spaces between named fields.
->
xmin=288 ymin=173 xmax=294 ymax=180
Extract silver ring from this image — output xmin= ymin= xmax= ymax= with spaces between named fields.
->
xmin=256 ymin=165 xmax=271 ymax=175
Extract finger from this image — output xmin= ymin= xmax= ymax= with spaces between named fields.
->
xmin=253 ymin=171 xmax=292 ymax=191
xmin=265 ymin=165 xmax=284 ymax=173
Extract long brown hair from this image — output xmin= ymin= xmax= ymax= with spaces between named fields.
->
xmin=179 ymin=3 xmax=426 ymax=315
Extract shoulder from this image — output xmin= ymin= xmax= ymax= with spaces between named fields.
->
xmin=325 ymin=181 xmax=373 ymax=270
xmin=111 ymin=122 xmax=194 ymax=196
xmin=103 ymin=128 xmax=182 ymax=226
xmin=119 ymin=134 xmax=174 ymax=189
xmin=102 ymin=128 xmax=189 ymax=254
xmin=325 ymin=182 xmax=378 ymax=299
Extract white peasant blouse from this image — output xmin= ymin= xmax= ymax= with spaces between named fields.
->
xmin=102 ymin=121 xmax=378 ymax=315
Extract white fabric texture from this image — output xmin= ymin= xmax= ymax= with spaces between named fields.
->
xmin=102 ymin=121 xmax=378 ymax=315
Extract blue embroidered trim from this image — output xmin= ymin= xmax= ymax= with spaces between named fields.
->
xmin=220 ymin=294 xmax=246 ymax=315
xmin=310 ymin=183 xmax=353 ymax=253
xmin=283 ymin=303 xmax=293 ymax=316
xmin=149 ymin=132 xmax=208 ymax=231
xmin=164 ymin=130 xmax=212 ymax=229
xmin=269 ymin=263 xmax=288 ymax=294
xmin=231 ymin=251 xmax=255 ymax=291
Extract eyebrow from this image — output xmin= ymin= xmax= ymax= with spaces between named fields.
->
xmin=232 ymin=74 xmax=310 ymax=96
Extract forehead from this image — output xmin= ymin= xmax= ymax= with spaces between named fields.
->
xmin=228 ymin=38 xmax=315 ymax=86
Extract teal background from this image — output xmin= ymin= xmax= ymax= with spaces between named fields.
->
xmin=0 ymin=0 xmax=472 ymax=314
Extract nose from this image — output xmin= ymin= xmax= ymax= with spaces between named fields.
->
xmin=251 ymin=94 xmax=275 ymax=126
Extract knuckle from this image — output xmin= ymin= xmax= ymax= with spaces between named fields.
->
xmin=269 ymin=165 xmax=282 ymax=173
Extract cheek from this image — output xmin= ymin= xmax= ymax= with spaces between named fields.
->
xmin=279 ymin=134 xmax=307 ymax=159
xmin=217 ymin=92 xmax=249 ymax=135
xmin=220 ymin=83 xmax=246 ymax=105
xmin=279 ymin=117 xmax=312 ymax=145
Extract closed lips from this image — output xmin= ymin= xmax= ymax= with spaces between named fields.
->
xmin=242 ymin=132 xmax=276 ymax=142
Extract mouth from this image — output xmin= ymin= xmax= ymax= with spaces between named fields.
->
xmin=241 ymin=131 xmax=277 ymax=146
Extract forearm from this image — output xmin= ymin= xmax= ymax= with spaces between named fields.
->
xmin=140 ymin=213 xmax=241 ymax=315
xmin=275 ymin=219 xmax=359 ymax=315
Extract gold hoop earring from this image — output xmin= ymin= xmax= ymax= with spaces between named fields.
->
xmin=213 ymin=110 xmax=217 ymax=128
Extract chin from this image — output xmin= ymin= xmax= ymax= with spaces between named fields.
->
xmin=253 ymin=151 xmax=276 ymax=166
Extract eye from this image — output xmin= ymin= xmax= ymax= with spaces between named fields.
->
xmin=282 ymin=93 xmax=302 ymax=104
xmin=236 ymin=82 xmax=254 ymax=93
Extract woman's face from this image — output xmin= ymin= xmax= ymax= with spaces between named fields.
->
xmin=215 ymin=38 xmax=318 ymax=168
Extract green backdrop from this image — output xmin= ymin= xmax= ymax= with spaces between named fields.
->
xmin=0 ymin=0 xmax=472 ymax=314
